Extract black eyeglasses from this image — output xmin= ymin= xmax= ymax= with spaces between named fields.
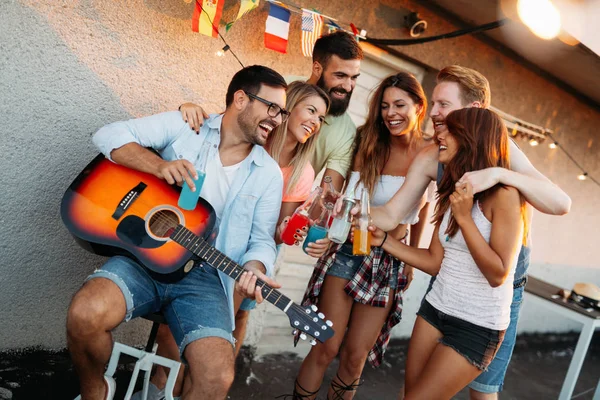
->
xmin=246 ymin=92 xmax=290 ymax=122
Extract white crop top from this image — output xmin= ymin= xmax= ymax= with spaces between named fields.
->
xmin=346 ymin=171 xmax=435 ymax=225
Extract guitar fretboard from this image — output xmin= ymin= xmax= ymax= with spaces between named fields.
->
xmin=171 ymin=225 xmax=293 ymax=312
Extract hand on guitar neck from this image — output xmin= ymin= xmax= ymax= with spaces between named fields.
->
xmin=236 ymin=261 xmax=282 ymax=303
xmin=61 ymin=154 xmax=335 ymax=344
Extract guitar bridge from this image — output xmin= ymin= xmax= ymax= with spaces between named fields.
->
xmin=112 ymin=182 xmax=147 ymax=220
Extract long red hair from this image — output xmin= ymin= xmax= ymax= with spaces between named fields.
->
xmin=433 ymin=108 xmax=525 ymax=238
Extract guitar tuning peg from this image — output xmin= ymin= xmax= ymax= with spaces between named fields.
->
xmin=318 ymin=312 xmax=325 ymax=319
xmin=292 ymin=329 xmax=298 ymax=335
xmin=300 ymin=333 xmax=307 ymax=341
xmin=311 ymin=305 xmax=318 ymax=312
xmin=310 ymin=339 xmax=317 ymax=346
xmin=326 ymin=320 xmax=333 ymax=327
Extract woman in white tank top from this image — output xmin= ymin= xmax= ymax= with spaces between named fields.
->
xmin=370 ymin=108 xmax=525 ymax=399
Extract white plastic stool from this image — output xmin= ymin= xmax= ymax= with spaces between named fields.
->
xmin=111 ymin=341 xmax=181 ymax=400
xmin=75 ymin=313 xmax=181 ymax=400
xmin=74 ymin=342 xmax=181 ymax=400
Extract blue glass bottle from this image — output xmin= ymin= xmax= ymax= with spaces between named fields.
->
xmin=303 ymin=207 xmax=331 ymax=254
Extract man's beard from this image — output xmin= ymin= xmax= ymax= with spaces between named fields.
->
xmin=317 ymin=75 xmax=352 ymax=117
xmin=237 ymin=109 xmax=265 ymax=146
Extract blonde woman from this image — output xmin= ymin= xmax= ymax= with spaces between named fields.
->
xmin=233 ymin=81 xmax=332 ymax=356
xmin=268 ymin=81 xmax=331 ymax=243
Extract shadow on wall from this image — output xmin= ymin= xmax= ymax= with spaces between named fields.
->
xmin=144 ymin=0 xmax=197 ymax=19
xmin=0 ymin=2 xmax=147 ymax=350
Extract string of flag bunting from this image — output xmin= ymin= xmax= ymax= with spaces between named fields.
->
xmin=189 ymin=0 xmax=365 ymax=56
xmin=191 ymin=0 xmax=245 ymax=67
xmin=187 ymin=0 xmax=598 ymax=187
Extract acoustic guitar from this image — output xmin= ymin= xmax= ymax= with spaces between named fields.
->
xmin=61 ymin=154 xmax=333 ymax=344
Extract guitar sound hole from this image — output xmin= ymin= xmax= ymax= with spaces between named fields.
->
xmin=148 ymin=209 xmax=180 ymax=239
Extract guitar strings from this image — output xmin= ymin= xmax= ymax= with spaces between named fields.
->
xmin=124 ymin=202 xmax=280 ymax=291
xmin=117 ymin=198 xmax=319 ymax=320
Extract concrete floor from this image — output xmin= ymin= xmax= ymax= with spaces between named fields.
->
xmin=0 ymin=332 xmax=598 ymax=399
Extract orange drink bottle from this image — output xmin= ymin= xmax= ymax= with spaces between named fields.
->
xmin=352 ymin=188 xmax=371 ymax=255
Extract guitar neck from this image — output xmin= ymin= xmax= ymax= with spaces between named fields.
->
xmin=171 ymin=225 xmax=293 ymax=312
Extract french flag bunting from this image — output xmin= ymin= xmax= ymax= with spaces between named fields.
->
xmin=265 ymin=3 xmax=290 ymax=54
xmin=301 ymin=9 xmax=323 ymax=57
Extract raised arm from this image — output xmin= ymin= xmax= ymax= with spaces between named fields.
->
xmin=458 ymin=140 xmax=571 ymax=215
xmin=321 ymin=127 xmax=355 ymax=193
xmin=370 ymin=223 xmax=444 ymax=276
xmin=370 ymin=145 xmax=438 ymax=231
xmin=452 ymin=183 xmax=522 ymax=287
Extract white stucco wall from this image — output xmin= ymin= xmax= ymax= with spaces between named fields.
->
xmin=0 ymin=0 xmax=598 ymax=352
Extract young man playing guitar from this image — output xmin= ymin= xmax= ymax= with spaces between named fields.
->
xmin=66 ymin=65 xmax=287 ymax=400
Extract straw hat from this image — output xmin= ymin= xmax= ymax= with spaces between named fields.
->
xmin=570 ymin=283 xmax=600 ymax=309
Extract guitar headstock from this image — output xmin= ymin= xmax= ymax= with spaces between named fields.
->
xmin=286 ymin=303 xmax=334 ymax=345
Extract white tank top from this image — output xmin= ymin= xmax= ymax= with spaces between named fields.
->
xmin=426 ymin=202 xmax=521 ymax=331
xmin=346 ymin=171 xmax=435 ymax=225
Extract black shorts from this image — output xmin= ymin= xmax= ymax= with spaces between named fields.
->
xmin=417 ymin=300 xmax=505 ymax=371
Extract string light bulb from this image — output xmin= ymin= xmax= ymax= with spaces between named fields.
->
xmin=517 ymin=0 xmax=561 ymax=40
xmin=578 ymin=173 xmax=588 ymax=181
xmin=529 ymin=138 xmax=539 ymax=147
xmin=549 ymin=142 xmax=558 ymax=149
xmin=216 ymin=44 xmax=230 ymax=57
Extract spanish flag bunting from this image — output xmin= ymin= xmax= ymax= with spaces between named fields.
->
xmin=192 ymin=0 xmax=225 ymax=38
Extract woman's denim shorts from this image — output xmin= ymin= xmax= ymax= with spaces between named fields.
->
xmin=327 ymin=242 xmax=401 ymax=290
xmin=417 ymin=300 xmax=505 ymax=371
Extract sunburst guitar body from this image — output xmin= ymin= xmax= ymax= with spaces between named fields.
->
xmin=61 ymin=154 xmax=334 ymax=344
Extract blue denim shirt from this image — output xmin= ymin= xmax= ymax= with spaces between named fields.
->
xmin=93 ymin=111 xmax=283 ymax=326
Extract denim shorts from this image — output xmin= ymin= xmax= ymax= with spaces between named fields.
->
xmin=86 ymin=256 xmax=234 ymax=357
xmin=469 ymin=245 xmax=531 ymax=393
xmin=327 ymin=242 xmax=401 ymax=289
xmin=417 ymin=300 xmax=505 ymax=371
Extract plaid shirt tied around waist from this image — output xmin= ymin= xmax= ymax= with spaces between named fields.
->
xmin=294 ymin=240 xmax=407 ymax=367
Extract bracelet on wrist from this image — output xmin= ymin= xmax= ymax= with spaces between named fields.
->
xmin=380 ymin=232 xmax=388 ymax=247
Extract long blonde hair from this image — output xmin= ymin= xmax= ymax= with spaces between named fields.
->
xmin=268 ymin=81 xmax=330 ymax=195
xmin=351 ymin=72 xmax=427 ymax=196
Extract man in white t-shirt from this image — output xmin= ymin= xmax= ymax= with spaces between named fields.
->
xmin=67 ymin=65 xmax=287 ymax=400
